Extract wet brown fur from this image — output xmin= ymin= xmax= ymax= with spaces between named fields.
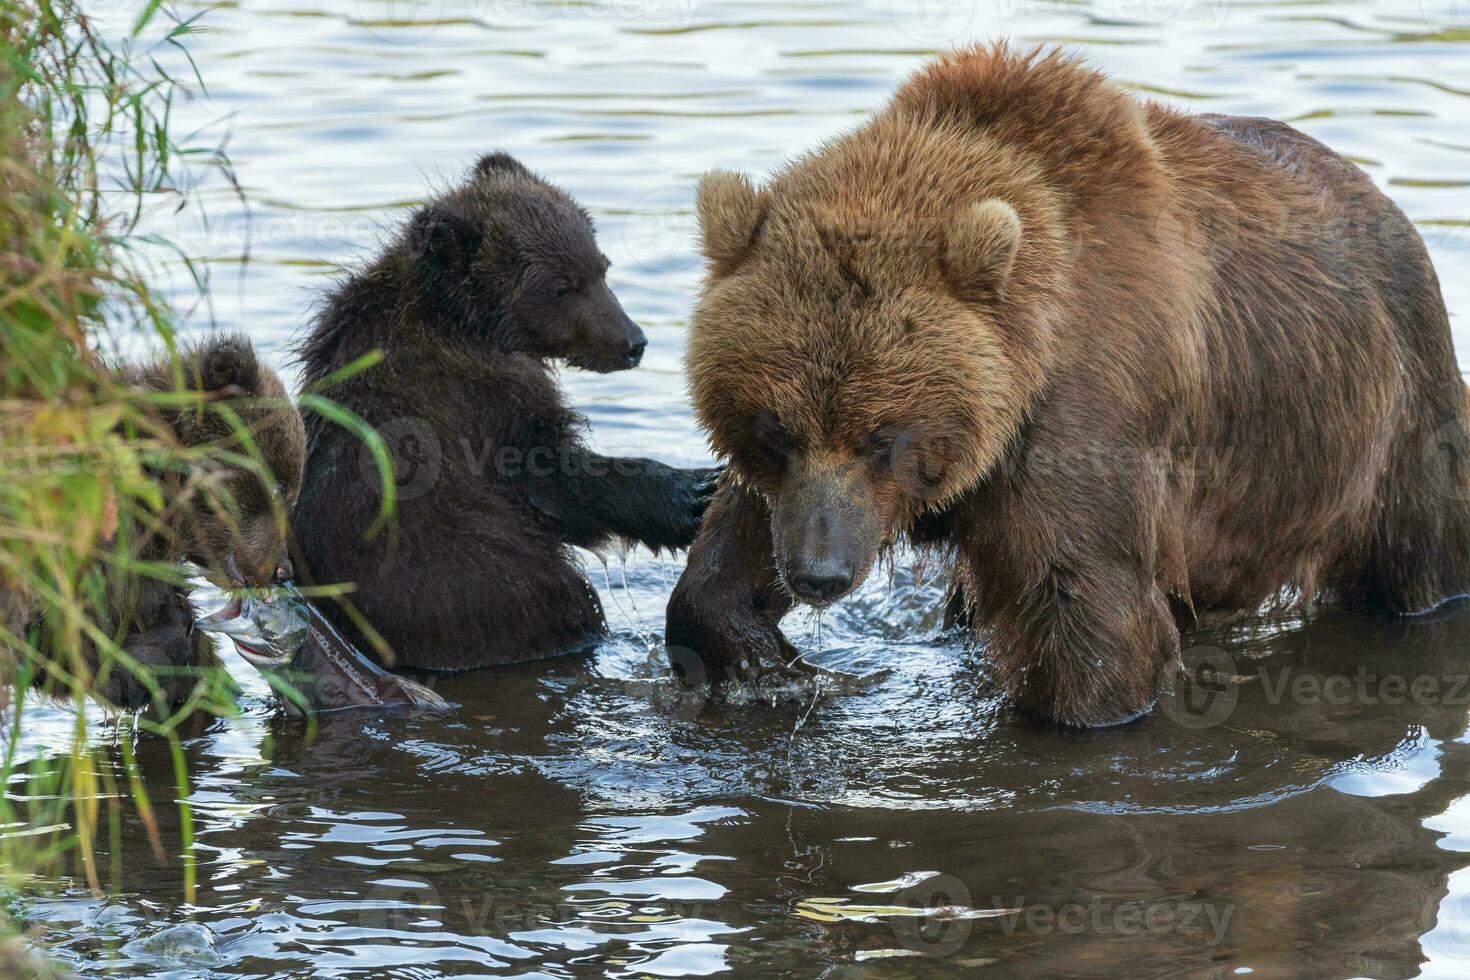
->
xmin=668 ymin=44 xmax=1470 ymax=726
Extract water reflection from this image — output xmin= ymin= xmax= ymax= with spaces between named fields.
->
xmin=14 ymin=0 xmax=1470 ymax=974
xmin=14 ymin=592 xmax=1470 ymax=976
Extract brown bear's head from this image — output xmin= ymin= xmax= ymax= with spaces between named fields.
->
xmin=402 ymin=152 xmax=647 ymax=373
xmin=686 ymin=118 xmax=1065 ymax=607
xmin=130 ymin=336 xmax=306 ymax=590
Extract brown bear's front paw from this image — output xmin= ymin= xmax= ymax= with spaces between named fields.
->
xmin=665 ymin=589 xmax=797 ymax=687
xmin=1006 ymin=617 xmax=1181 ymax=729
xmin=1004 ymin=643 xmax=1177 ymax=729
xmin=1013 ymin=687 xmax=1160 ymax=729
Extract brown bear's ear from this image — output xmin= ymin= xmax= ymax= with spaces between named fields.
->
xmin=944 ymin=198 xmax=1021 ymax=302
xmin=695 ymin=170 xmax=770 ymax=276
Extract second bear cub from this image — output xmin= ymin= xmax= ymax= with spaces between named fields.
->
xmin=293 ymin=153 xmax=717 ymax=671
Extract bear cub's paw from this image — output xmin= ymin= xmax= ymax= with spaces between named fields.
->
xmin=633 ymin=464 xmax=723 ymax=552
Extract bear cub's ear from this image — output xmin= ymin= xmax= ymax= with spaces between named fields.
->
xmin=128 ymin=335 xmax=266 ymax=446
xmin=945 ymin=198 xmax=1021 ymax=302
xmin=407 ymin=204 xmax=481 ymax=276
xmin=474 ymin=151 xmax=532 ymax=181
xmin=695 ymin=170 xmax=770 ymax=276
xmin=188 ymin=334 xmax=262 ymax=397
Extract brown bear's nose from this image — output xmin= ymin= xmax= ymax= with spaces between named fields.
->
xmin=789 ymin=568 xmax=853 ymax=605
xmin=274 ymin=558 xmax=294 ymax=583
xmin=624 ymin=337 xmax=646 ymax=366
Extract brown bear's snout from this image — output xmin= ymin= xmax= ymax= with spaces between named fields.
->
xmin=772 ymin=457 xmax=883 ymax=608
xmin=787 ymin=561 xmax=854 ymax=605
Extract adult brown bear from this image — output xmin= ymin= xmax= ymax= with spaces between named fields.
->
xmin=666 ymin=44 xmax=1470 ymax=727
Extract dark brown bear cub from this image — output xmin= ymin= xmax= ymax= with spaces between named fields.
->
xmin=293 ymin=153 xmax=717 ymax=671
xmin=668 ymin=44 xmax=1470 ymax=727
xmin=22 ymin=335 xmax=305 ymax=709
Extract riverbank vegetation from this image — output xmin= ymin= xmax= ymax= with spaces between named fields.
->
xmin=3 ymin=0 xmax=265 ymax=964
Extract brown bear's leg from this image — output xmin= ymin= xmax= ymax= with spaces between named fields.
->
xmin=977 ymin=555 xmax=1182 ymax=728
xmin=665 ymin=481 xmax=797 ymax=684
xmin=1337 ymin=392 xmax=1470 ymax=617
xmin=957 ymin=431 xmax=1185 ymax=727
xmin=942 ymin=585 xmax=969 ymax=631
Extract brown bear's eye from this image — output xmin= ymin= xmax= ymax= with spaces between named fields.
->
xmin=554 ymin=284 xmax=572 ymax=299
xmin=867 ymin=425 xmax=909 ymax=470
xmin=751 ymin=411 xmax=795 ymax=467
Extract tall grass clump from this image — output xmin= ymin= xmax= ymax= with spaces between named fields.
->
xmin=0 ymin=0 xmax=299 ymax=957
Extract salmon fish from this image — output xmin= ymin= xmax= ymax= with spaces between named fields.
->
xmin=196 ymin=583 xmax=448 ymax=715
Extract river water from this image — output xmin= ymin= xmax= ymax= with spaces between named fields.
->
xmin=13 ymin=0 xmax=1470 ymax=975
